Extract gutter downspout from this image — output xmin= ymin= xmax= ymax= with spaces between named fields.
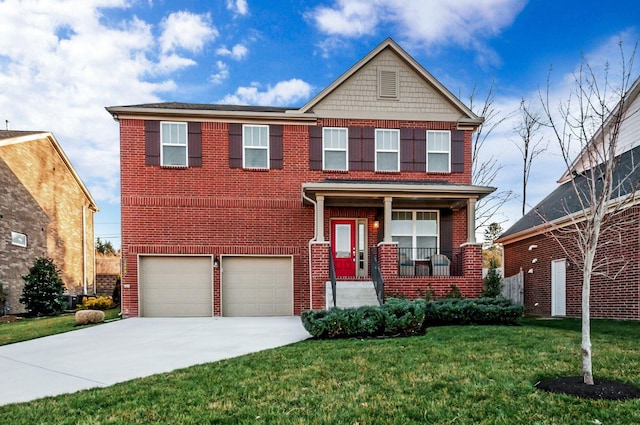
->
xmin=302 ymin=190 xmax=317 ymax=310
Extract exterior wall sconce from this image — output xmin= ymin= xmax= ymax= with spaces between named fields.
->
xmin=213 ymin=256 xmax=220 ymax=268
xmin=373 ymin=220 xmax=380 ymax=229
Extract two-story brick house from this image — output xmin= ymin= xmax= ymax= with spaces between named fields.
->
xmin=0 ymin=130 xmax=98 ymax=314
xmin=107 ymin=38 xmax=494 ymax=318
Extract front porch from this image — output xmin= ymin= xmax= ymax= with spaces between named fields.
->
xmin=303 ymin=179 xmax=492 ymax=309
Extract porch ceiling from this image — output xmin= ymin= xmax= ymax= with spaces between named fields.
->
xmin=302 ymin=180 xmax=495 ymax=209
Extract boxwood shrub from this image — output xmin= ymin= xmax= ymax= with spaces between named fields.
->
xmin=423 ymin=297 xmax=524 ymax=326
xmin=302 ymin=297 xmax=524 ymax=338
xmin=301 ymin=298 xmax=427 ymax=339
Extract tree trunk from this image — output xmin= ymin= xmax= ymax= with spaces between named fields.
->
xmin=582 ymin=253 xmax=594 ymax=385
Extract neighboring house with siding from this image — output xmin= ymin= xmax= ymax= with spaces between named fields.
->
xmin=0 ymin=130 xmax=98 ymax=314
xmin=498 ymin=76 xmax=640 ymax=320
xmin=106 ymin=38 xmax=494 ymax=318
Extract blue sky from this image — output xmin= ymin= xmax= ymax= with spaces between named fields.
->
xmin=0 ymin=0 xmax=638 ymax=248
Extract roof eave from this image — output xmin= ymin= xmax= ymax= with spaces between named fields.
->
xmin=105 ymin=106 xmax=317 ymax=123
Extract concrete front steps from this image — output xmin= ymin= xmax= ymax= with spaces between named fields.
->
xmin=325 ymin=281 xmax=380 ymax=309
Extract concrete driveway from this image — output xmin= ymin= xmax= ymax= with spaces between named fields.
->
xmin=0 ymin=316 xmax=310 ymax=406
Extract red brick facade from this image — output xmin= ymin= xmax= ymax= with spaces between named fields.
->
xmin=113 ymin=40 xmax=490 ymax=317
xmin=503 ymin=206 xmax=640 ymax=319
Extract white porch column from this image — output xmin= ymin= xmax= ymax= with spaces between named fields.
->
xmin=467 ymin=197 xmax=477 ymax=244
xmin=316 ymin=195 xmax=325 ymax=242
xmin=384 ymin=196 xmax=393 ymax=243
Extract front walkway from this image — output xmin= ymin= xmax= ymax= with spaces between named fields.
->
xmin=0 ymin=317 xmax=310 ymax=406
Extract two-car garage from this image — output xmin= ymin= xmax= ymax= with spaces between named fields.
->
xmin=138 ymin=256 xmax=293 ymax=317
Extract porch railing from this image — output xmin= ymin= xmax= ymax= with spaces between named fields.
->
xmin=397 ymin=247 xmax=463 ymax=277
xmin=369 ymin=247 xmax=384 ymax=305
xmin=328 ymin=245 xmax=337 ymax=308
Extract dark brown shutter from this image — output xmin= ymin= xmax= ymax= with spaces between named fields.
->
xmin=145 ymin=120 xmax=160 ymax=166
xmin=361 ymin=127 xmax=375 ymax=171
xmin=439 ymin=209 xmax=453 ymax=256
xmin=309 ymin=126 xmax=323 ymax=170
xmin=415 ymin=129 xmax=426 ymax=170
xmin=451 ymin=130 xmax=465 ymax=173
xmin=348 ymin=127 xmax=362 ymax=171
xmin=400 ymin=128 xmax=415 ymax=171
xmin=269 ymin=124 xmax=283 ymax=169
xmin=229 ymin=123 xmax=243 ymax=168
xmin=187 ymin=122 xmax=202 ymax=167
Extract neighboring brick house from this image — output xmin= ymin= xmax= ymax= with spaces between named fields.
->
xmin=498 ymin=76 xmax=640 ymax=320
xmin=107 ymin=38 xmax=494 ymax=318
xmin=0 ymin=131 xmax=98 ymax=314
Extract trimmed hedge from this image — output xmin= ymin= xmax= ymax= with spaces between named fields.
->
xmin=301 ymin=298 xmax=427 ymax=339
xmin=302 ymin=297 xmax=524 ymax=338
xmin=423 ymin=297 xmax=524 ymax=326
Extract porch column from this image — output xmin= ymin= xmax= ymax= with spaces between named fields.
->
xmin=384 ymin=196 xmax=393 ymax=243
xmin=316 ymin=195 xmax=325 ymax=242
xmin=467 ymin=197 xmax=476 ymax=243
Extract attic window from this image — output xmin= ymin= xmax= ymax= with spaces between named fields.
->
xmin=378 ymin=69 xmax=398 ymax=99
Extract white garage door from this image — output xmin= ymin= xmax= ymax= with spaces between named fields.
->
xmin=222 ymin=257 xmax=293 ymax=317
xmin=139 ymin=256 xmax=212 ymax=317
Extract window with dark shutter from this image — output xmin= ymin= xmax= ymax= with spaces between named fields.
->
xmin=309 ymin=126 xmax=323 ymax=170
xmin=145 ymin=121 xmax=161 ymax=166
xmin=229 ymin=123 xmax=243 ymax=168
xmin=188 ymin=122 xmax=202 ymax=167
xmin=270 ymin=124 xmax=283 ymax=169
xmin=451 ymin=130 xmax=465 ymax=173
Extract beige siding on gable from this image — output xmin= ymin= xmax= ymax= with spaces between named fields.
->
xmin=311 ymin=49 xmax=459 ymax=121
xmin=617 ymin=92 xmax=640 ymax=155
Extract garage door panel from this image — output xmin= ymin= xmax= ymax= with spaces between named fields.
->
xmin=222 ymin=257 xmax=293 ymax=317
xmin=140 ymin=256 xmax=212 ymax=317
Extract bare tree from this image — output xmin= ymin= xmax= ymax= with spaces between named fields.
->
xmin=468 ymin=79 xmax=514 ymax=230
xmin=538 ymin=42 xmax=638 ymax=385
xmin=513 ymin=99 xmax=546 ymax=216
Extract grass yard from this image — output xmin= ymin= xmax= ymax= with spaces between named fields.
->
xmin=0 ymin=308 xmax=121 ymax=346
xmin=1 ymin=317 xmax=639 ymax=424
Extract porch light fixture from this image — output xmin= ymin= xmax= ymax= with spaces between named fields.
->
xmin=213 ymin=256 xmax=220 ymax=268
xmin=373 ymin=220 xmax=380 ymax=229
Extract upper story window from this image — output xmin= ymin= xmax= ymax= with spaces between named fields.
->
xmin=375 ymin=129 xmax=400 ymax=172
xmin=160 ymin=121 xmax=188 ymax=167
xmin=243 ymin=125 xmax=269 ymax=169
xmin=427 ymin=130 xmax=450 ymax=172
xmin=323 ymin=128 xmax=348 ymax=171
xmin=11 ymin=231 xmax=27 ymax=247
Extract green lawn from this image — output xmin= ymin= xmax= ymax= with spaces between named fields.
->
xmin=0 ymin=308 xmax=121 ymax=346
xmin=1 ymin=317 xmax=639 ymax=424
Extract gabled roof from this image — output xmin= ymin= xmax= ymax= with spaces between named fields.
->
xmin=498 ymin=144 xmax=640 ymax=244
xmin=0 ymin=130 xmax=98 ymax=211
xmin=299 ymin=38 xmax=482 ymax=127
xmin=107 ymin=38 xmax=482 ymax=128
xmin=558 ymin=75 xmax=640 ymax=184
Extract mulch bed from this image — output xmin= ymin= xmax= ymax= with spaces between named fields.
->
xmin=536 ymin=376 xmax=640 ymax=400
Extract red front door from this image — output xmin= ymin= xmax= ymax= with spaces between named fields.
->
xmin=331 ymin=220 xmax=356 ymax=277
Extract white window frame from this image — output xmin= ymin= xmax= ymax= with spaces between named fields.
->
xmin=391 ymin=210 xmax=439 ymax=260
xmin=375 ymin=129 xmax=400 ymax=172
xmin=322 ymin=127 xmax=348 ymax=171
xmin=242 ymin=124 xmax=270 ymax=169
xmin=160 ymin=121 xmax=188 ymax=167
xmin=11 ymin=231 xmax=27 ymax=247
xmin=427 ymin=130 xmax=451 ymax=173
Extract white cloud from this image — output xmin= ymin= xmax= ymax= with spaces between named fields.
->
xmin=218 ymin=79 xmax=314 ymax=106
xmin=159 ymin=11 xmax=218 ymax=54
xmin=309 ymin=0 xmax=526 ymax=64
xmin=210 ymin=61 xmax=230 ymax=84
xmin=226 ymin=0 xmax=248 ymax=16
xmin=0 ymin=1 xmax=213 ymax=209
xmin=216 ymin=43 xmax=249 ymax=60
